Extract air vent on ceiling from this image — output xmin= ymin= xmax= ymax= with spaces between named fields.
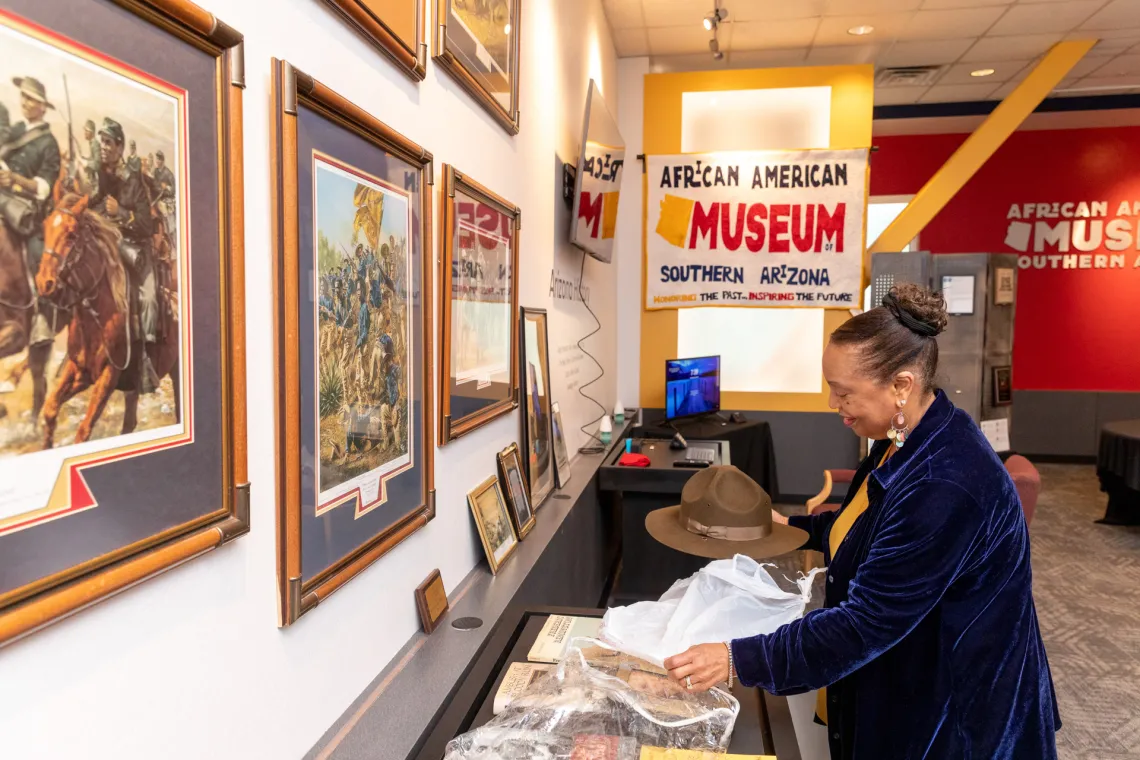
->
xmin=875 ymin=66 xmax=944 ymax=88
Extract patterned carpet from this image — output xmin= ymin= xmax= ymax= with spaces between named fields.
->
xmin=1031 ymin=465 xmax=1140 ymax=760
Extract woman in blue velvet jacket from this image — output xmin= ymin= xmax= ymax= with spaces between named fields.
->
xmin=666 ymin=284 xmax=1060 ymax=760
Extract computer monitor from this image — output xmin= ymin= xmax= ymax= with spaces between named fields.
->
xmin=665 ymin=356 xmax=721 ymax=421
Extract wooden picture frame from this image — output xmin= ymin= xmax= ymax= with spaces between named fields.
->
xmin=993 ymin=365 xmax=1013 ymax=407
xmin=434 ymin=0 xmax=521 ymax=135
xmin=322 ymin=0 xmax=428 ymax=81
xmin=0 ymin=0 xmax=248 ymax=648
xmin=272 ymin=59 xmax=435 ymax=626
xmin=551 ymin=401 xmax=571 ymax=489
xmin=439 ymin=165 xmax=520 ymax=443
xmin=414 ymin=568 xmax=448 ymax=633
xmin=497 ymin=443 xmax=535 ymax=539
xmin=519 ymin=307 xmax=555 ymax=508
xmin=467 ymin=475 xmax=518 ymax=574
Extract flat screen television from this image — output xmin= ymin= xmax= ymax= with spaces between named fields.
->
xmin=665 ymin=356 xmax=721 ymax=421
xmin=569 ymin=80 xmax=625 ymax=263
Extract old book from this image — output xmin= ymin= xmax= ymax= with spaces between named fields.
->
xmin=493 ymin=662 xmax=554 ymax=714
xmin=571 ymin=734 xmax=639 ymax=760
xmin=639 ymin=749 xmax=775 ymax=760
xmin=528 ymin=615 xmax=604 ymax=663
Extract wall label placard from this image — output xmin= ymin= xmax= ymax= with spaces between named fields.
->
xmin=645 ymin=149 xmax=868 ymax=310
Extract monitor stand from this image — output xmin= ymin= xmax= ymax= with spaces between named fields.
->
xmin=668 ymin=411 xmax=729 ymax=430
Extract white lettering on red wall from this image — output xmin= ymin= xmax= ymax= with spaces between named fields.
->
xmin=1006 ymin=200 xmax=1140 ymax=270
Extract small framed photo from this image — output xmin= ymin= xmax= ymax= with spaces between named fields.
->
xmin=992 ymin=366 xmax=1013 ymax=406
xmin=551 ymin=402 xmax=572 ymax=489
xmin=467 ymin=475 xmax=518 ymax=574
xmin=497 ymin=444 xmax=535 ymax=539
xmin=414 ymin=569 xmax=448 ymax=634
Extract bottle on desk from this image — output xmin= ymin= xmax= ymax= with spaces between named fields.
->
xmin=614 ymin=402 xmax=625 ymax=425
xmin=599 ymin=415 xmax=613 ymax=445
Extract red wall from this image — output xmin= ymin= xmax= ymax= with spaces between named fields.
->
xmin=871 ymin=126 xmax=1140 ymax=393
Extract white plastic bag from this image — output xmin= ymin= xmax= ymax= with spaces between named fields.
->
xmin=601 ymin=555 xmax=822 ymax=666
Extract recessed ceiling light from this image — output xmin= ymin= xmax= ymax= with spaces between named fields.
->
xmin=847 ymin=25 xmax=874 ymax=36
xmin=971 ymin=68 xmax=996 ymax=77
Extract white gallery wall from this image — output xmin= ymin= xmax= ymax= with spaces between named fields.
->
xmin=0 ymin=1 xmax=618 ymax=757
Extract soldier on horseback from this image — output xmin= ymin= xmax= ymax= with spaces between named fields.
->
xmin=0 ymin=76 xmax=62 ymax=355
xmin=90 ymin=117 xmax=160 ymax=395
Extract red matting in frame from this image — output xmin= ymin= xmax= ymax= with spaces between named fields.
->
xmin=0 ymin=8 xmax=196 ymax=539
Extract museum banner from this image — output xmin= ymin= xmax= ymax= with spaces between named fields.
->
xmin=645 ymin=149 xmax=869 ymax=310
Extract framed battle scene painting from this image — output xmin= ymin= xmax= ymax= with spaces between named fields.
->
xmin=467 ymin=474 xmax=516 ymax=574
xmin=496 ymin=443 xmax=533 ymax=539
xmin=551 ymin=401 xmax=571 ymax=489
xmin=273 ymin=60 xmax=434 ymax=626
xmin=439 ymin=165 xmax=519 ymax=443
xmin=322 ymin=0 xmax=427 ymax=81
xmin=434 ymin=0 xmax=521 ymax=134
xmin=520 ymin=307 xmax=554 ymax=508
xmin=0 ymin=0 xmax=247 ymax=647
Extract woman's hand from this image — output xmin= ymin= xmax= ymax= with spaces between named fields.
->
xmin=772 ymin=508 xmax=788 ymax=525
xmin=665 ymin=643 xmax=730 ymax=692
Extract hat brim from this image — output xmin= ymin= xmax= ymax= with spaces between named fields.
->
xmin=645 ymin=506 xmax=808 ymax=560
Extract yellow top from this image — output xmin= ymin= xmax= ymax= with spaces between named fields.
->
xmin=816 ymin=448 xmax=893 ymax=725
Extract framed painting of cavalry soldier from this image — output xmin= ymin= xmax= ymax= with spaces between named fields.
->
xmin=273 ymin=60 xmax=434 ymax=626
xmin=434 ymin=0 xmax=521 ymax=135
xmin=322 ymin=0 xmax=428 ymax=82
xmin=0 ymin=0 xmax=248 ymax=647
xmin=438 ymin=164 xmax=519 ymax=444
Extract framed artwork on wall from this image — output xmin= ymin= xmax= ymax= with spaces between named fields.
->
xmin=497 ymin=443 xmax=534 ymax=539
xmin=551 ymin=401 xmax=571 ymax=488
xmin=322 ymin=0 xmax=428 ymax=81
xmin=467 ymin=474 xmax=517 ymax=574
xmin=439 ymin=164 xmax=519 ymax=443
xmin=272 ymin=59 xmax=435 ymax=627
xmin=520 ymin=307 xmax=554 ymax=508
xmin=0 ymin=0 xmax=248 ymax=647
xmin=433 ymin=0 xmax=521 ymax=134
xmin=993 ymin=366 xmax=1013 ymax=407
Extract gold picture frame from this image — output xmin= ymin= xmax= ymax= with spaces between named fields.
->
xmin=439 ymin=164 xmax=520 ymax=443
xmin=0 ymin=0 xmax=248 ymax=648
xmin=497 ymin=443 xmax=535 ymax=539
xmin=434 ymin=0 xmax=521 ymax=135
xmin=467 ymin=474 xmax=518 ymax=574
xmin=272 ymin=59 xmax=435 ymax=626
xmin=322 ymin=0 xmax=428 ymax=81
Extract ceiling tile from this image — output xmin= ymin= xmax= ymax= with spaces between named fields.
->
xmin=815 ymin=13 xmax=912 ymax=45
xmin=727 ymin=48 xmax=811 ymax=67
xmin=647 ymin=25 xmax=714 ymax=55
xmin=877 ymin=37 xmax=976 ymax=65
xmin=1081 ymin=0 xmax=1140 ymax=31
xmin=731 ymin=18 xmax=821 ymax=49
xmin=1075 ymin=74 xmax=1140 ymax=91
xmin=1071 ymin=27 xmax=1140 ymax=41
xmin=602 ymin=0 xmax=645 ymax=30
xmin=987 ymin=1 xmax=1106 ymax=36
xmin=873 ymin=85 xmax=931 ymax=104
xmin=936 ymin=59 xmax=1030 ymax=84
xmin=807 ymin=43 xmax=890 ymax=64
xmin=641 ymin=0 xmax=710 ymax=28
xmin=919 ymin=82 xmax=1000 ymax=101
xmin=919 ymin=0 xmax=1012 ymax=8
xmin=649 ymin=53 xmax=734 ymax=73
xmin=1064 ymin=54 xmax=1123 ymax=78
xmin=824 ymin=0 xmax=923 ymax=15
xmin=905 ymin=7 xmax=1006 ymax=39
xmin=731 ymin=0 xmax=827 ymax=21
xmin=960 ymin=33 xmax=1062 ymax=61
xmin=1095 ymin=53 xmax=1140 ymax=75
xmin=613 ymin=26 xmax=651 ymax=56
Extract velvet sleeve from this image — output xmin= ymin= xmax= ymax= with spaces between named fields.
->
xmin=732 ymin=478 xmax=984 ymax=696
xmin=787 ymin=512 xmax=838 ymax=553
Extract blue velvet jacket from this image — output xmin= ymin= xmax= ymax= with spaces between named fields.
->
xmin=731 ymin=392 xmax=1060 ymax=760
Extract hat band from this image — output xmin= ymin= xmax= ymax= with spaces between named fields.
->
xmin=686 ymin=517 xmax=770 ymax=542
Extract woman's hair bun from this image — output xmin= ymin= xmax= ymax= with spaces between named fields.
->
xmin=891 ymin=283 xmax=948 ymax=336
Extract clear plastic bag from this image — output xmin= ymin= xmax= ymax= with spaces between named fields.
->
xmin=443 ymin=639 xmax=739 ymax=760
xmin=601 ymin=555 xmax=823 ymax=666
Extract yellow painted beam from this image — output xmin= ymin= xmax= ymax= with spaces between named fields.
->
xmin=870 ymin=39 xmax=1097 ymax=254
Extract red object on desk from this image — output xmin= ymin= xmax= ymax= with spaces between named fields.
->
xmin=618 ymin=453 xmax=651 ymax=467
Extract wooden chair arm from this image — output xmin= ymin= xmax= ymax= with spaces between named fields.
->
xmin=805 ymin=470 xmax=833 ymax=514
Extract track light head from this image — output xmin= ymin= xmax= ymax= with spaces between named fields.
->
xmin=702 ymin=7 xmax=728 ymax=30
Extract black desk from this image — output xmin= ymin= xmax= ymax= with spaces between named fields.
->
xmin=599 ymin=440 xmax=730 ymax=605
xmin=636 ymin=417 xmax=779 ymax=498
xmin=1097 ymin=420 xmax=1140 ymax=525
xmin=411 ymin=607 xmax=800 ymax=760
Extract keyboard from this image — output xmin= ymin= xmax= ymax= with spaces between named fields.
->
xmin=685 ymin=448 xmax=716 ymax=463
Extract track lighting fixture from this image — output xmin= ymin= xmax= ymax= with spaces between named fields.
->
xmin=703 ymin=7 xmax=728 ymax=31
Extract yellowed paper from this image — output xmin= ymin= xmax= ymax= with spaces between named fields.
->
xmin=655 ymin=194 xmax=694 ymax=248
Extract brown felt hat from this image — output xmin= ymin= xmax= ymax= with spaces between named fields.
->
xmin=645 ymin=465 xmax=807 ymax=559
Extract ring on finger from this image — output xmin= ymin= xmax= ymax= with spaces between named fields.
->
xmin=685 ymin=676 xmax=693 ymax=689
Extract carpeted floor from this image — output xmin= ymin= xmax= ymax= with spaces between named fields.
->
xmin=1030 ymin=464 xmax=1140 ymax=760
